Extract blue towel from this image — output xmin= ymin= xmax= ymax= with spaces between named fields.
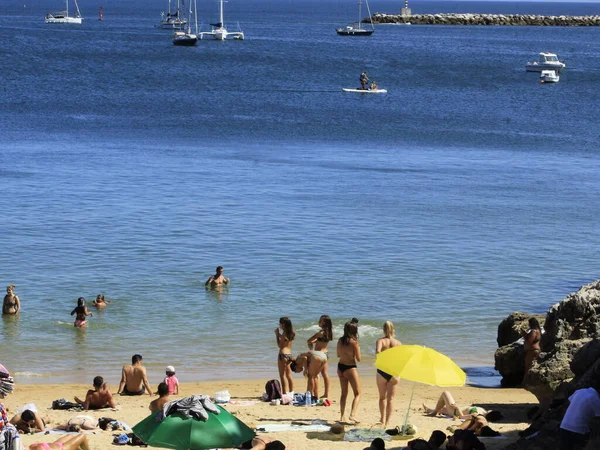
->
xmin=343 ymin=428 xmax=391 ymax=442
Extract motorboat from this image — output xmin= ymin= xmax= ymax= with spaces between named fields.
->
xmin=526 ymin=53 xmax=566 ymax=73
xmin=336 ymin=0 xmax=374 ymax=36
xmin=540 ymin=70 xmax=560 ymax=84
xmin=199 ymin=0 xmax=244 ymax=40
xmin=45 ymin=0 xmax=82 ymax=23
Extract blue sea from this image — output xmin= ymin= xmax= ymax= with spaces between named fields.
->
xmin=1 ymin=0 xmax=599 ymax=387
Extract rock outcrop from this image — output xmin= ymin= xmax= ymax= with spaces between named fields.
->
xmin=370 ymin=13 xmax=600 ymax=26
xmin=496 ymin=280 xmax=600 ymax=449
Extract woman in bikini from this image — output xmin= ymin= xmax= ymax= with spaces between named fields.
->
xmin=3 ymin=285 xmax=21 ymax=315
xmin=376 ymin=320 xmax=401 ymax=427
xmin=29 ymin=433 xmax=92 ymax=450
xmin=70 ymin=298 xmax=92 ymax=328
xmin=306 ymin=315 xmax=333 ymax=398
xmin=290 ymin=350 xmax=328 ymax=399
xmin=275 ymin=317 xmax=295 ymax=394
xmin=337 ymin=321 xmax=361 ymax=424
xmin=522 ymin=317 xmax=542 ymax=379
xmin=423 ymin=390 xmax=503 ymax=421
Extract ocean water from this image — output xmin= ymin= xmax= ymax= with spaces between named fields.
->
xmin=1 ymin=0 xmax=600 ymax=386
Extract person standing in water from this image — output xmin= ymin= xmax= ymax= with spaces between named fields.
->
xmin=307 ymin=315 xmax=333 ymax=398
xmin=3 ymin=285 xmax=21 ymax=315
xmin=205 ymin=266 xmax=230 ymax=288
xmin=276 ymin=317 xmax=295 ymax=394
xmin=337 ymin=321 xmax=361 ymax=424
xmin=70 ymin=297 xmax=92 ymax=327
xmin=376 ymin=321 xmax=401 ymax=427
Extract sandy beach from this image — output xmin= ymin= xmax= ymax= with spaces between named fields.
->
xmin=5 ymin=377 xmax=537 ymax=449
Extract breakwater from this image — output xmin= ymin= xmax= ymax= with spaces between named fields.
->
xmin=371 ymin=13 xmax=600 ymax=26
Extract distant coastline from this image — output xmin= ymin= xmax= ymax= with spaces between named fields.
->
xmin=370 ymin=13 xmax=600 ymax=26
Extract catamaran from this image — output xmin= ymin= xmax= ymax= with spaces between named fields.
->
xmin=160 ymin=0 xmax=187 ymax=30
xmin=336 ymin=0 xmax=374 ymax=36
xmin=199 ymin=0 xmax=244 ymax=40
xmin=45 ymin=0 xmax=83 ymax=24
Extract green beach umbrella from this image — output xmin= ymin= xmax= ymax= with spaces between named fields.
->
xmin=132 ymin=405 xmax=255 ymax=450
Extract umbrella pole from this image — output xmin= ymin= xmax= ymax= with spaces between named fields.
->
xmin=402 ymin=382 xmax=415 ymax=434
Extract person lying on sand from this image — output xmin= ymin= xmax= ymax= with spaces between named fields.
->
xmin=118 ymin=354 xmax=152 ymax=396
xmin=54 ymin=415 xmax=99 ymax=432
xmin=423 ymin=391 xmax=503 ymax=421
xmin=149 ymin=382 xmax=170 ymax=413
xmin=29 ymin=433 xmax=91 ymax=450
xmin=239 ymin=436 xmax=286 ymax=450
xmin=10 ymin=409 xmax=48 ymax=433
xmin=74 ymin=376 xmax=117 ymax=410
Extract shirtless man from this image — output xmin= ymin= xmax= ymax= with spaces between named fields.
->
xmin=74 ymin=376 xmax=117 ymax=410
xmin=10 ymin=409 xmax=47 ymax=433
xmin=149 ymin=382 xmax=170 ymax=413
xmin=118 ymin=354 xmax=152 ymax=396
xmin=205 ymin=266 xmax=230 ymax=288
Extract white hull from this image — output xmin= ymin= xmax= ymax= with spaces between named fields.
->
xmin=526 ymin=63 xmax=565 ymax=73
xmin=45 ymin=16 xmax=82 ymax=24
xmin=343 ymin=88 xmax=387 ymax=93
xmin=540 ymin=70 xmax=560 ymax=83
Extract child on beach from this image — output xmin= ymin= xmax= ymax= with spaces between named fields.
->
xmin=306 ymin=315 xmax=333 ymax=398
xmin=70 ymin=298 xmax=92 ymax=327
xmin=275 ymin=317 xmax=295 ymax=394
xmin=164 ymin=366 xmax=179 ymax=395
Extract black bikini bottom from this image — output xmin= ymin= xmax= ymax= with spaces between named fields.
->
xmin=338 ymin=362 xmax=357 ymax=373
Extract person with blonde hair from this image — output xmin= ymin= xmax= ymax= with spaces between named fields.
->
xmin=306 ymin=315 xmax=333 ymax=398
xmin=375 ymin=321 xmax=401 ymax=426
xmin=3 ymin=285 xmax=20 ymax=315
xmin=337 ymin=321 xmax=361 ymax=424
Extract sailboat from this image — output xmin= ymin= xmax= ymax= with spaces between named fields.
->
xmin=199 ymin=0 xmax=244 ymax=41
xmin=45 ymin=0 xmax=83 ymax=24
xmin=336 ymin=0 xmax=374 ymax=36
xmin=160 ymin=0 xmax=187 ymax=30
xmin=172 ymin=0 xmax=198 ymax=46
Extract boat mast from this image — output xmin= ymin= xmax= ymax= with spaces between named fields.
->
xmin=220 ymin=0 xmax=224 ymax=28
xmin=65 ymin=0 xmax=69 ymax=16
xmin=73 ymin=0 xmax=82 ymax=18
xmin=194 ymin=0 xmax=198 ymax=34
xmin=357 ymin=0 xmax=362 ymax=30
xmin=365 ymin=0 xmax=373 ymax=30
xmin=167 ymin=0 xmax=171 ymax=16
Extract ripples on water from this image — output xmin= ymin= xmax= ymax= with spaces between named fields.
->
xmin=1 ymin=0 xmax=600 ymax=384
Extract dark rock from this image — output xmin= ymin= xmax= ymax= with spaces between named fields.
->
xmin=370 ymin=13 xmax=600 ymax=26
xmin=494 ymin=342 xmax=525 ymax=387
xmin=570 ymin=338 xmax=600 ymax=376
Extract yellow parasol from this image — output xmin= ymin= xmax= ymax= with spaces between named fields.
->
xmin=375 ymin=345 xmax=466 ymax=434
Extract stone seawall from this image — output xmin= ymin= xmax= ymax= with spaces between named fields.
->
xmin=370 ymin=13 xmax=600 ymax=26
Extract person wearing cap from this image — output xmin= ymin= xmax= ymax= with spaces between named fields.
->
xmin=164 ymin=365 xmax=179 ymax=395
xmin=205 ymin=266 xmax=230 ymax=288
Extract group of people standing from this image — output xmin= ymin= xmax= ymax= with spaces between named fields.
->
xmin=275 ymin=315 xmax=402 ymax=426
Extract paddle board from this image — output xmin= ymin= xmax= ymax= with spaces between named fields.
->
xmin=342 ymin=88 xmax=387 ymax=93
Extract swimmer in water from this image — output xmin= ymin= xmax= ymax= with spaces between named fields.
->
xmin=71 ymin=297 xmax=92 ymax=327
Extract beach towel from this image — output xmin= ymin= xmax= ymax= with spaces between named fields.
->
xmin=256 ymin=420 xmax=330 ymax=433
xmin=343 ymin=428 xmax=392 ymax=442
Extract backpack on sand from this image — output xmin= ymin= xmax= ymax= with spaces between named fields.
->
xmin=265 ymin=379 xmax=282 ymax=401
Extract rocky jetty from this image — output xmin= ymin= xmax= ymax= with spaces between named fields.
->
xmin=370 ymin=13 xmax=600 ymax=26
xmin=494 ymin=280 xmax=600 ymax=450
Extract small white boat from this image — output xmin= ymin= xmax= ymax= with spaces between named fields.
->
xmin=540 ymin=70 xmax=560 ymax=84
xmin=199 ymin=0 xmax=244 ymax=40
xmin=343 ymin=87 xmax=387 ymax=93
xmin=160 ymin=0 xmax=186 ymax=30
xmin=526 ymin=52 xmax=566 ymax=73
xmin=45 ymin=0 xmax=82 ymax=24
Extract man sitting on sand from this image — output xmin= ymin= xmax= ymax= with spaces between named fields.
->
xmin=74 ymin=376 xmax=117 ymax=410
xmin=149 ymin=382 xmax=171 ymax=413
xmin=118 ymin=354 xmax=152 ymax=396
xmin=10 ymin=408 xmax=47 ymax=433
xmin=205 ymin=266 xmax=230 ymax=288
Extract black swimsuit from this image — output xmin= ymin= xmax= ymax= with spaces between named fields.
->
xmin=377 ymin=369 xmax=393 ymax=381
xmin=338 ymin=362 xmax=357 ymax=373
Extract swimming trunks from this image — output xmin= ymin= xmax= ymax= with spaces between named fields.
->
xmin=121 ymin=385 xmax=145 ymax=396
xmin=338 ymin=362 xmax=357 ymax=373
xmin=74 ymin=319 xmax=87 ymax=327
xmin=377 ymin=369 xmax=393 ymax=381
xmin=278 ymin=353 xmax=292 ymax=361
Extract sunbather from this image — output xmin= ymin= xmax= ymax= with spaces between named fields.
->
xmin=29 ymin=433 xmax=91 ymax=450
xmin=423 ymin=391 xmax=502 ymax=421
xmin=240 ymin=436 xmax=286 ymax=450
xmin=10 ymin=408 xmax=47 ymax=433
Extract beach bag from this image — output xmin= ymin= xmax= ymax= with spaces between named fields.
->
xmin=213 ymin=390 xmax=231 ymax=404
xmin=265 ymin=379 xmax=282 ymax=401
xmin=51 ymin=398 xmax=83 ymax=411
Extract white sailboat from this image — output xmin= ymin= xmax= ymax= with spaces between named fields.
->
xmin=45 ymin=0 xmax=83 ymax=24
xmin=172 ymin=0 xmax=198 ymax=46
xmin=160 ymin=0 xmax=187 ymax=30
xmin=336 ymin=0 xmax=374 ymax=36
xmin=199 ymin=0 xmax=244 ymax=41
